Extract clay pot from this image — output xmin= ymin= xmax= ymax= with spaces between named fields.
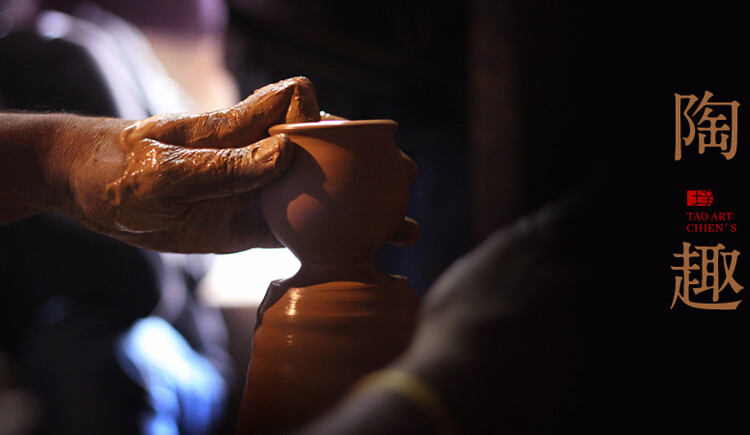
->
xmin=236 ymin=120 xmax=418 ymax=434
xmin=259 ymin=119 xmax=410 ymax=286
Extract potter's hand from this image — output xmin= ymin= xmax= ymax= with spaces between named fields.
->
xmin=98 ymin=77 xmax=321 ymax=253
xmin=0 ymin=77 xmax=322 ymax=253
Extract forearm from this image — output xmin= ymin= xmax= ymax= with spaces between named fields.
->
xmin=0 ymin=112 xmax=63 ymax=223
xmin=0 ymin=112 xmax=128 ymax=224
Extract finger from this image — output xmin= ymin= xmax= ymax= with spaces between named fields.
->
xmin=120 ymin=134 xmax=293 ymax=205
xmin=387 ymin=216 xmax=420 ymax=247
xmin=121 ymin=113 xmax=212 ymax=149
xmin=122 ymin=77 xmax=321 ymax=150
xmin=181 ymin=133 xmax=295 ymax=200
xmin=167 ymin=192 xmax=283 ymax=253
xmin=219 ymin=76 xmax=321 ymax=146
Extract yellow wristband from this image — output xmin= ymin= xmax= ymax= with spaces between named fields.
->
xmin=352 ymin=369 xmax=459 ymax=434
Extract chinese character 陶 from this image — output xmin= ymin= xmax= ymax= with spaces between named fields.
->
xmin=675 ymin=91 xmax=739 ymax=161
xmin=671 ymin=241 xmax=743 ymax=310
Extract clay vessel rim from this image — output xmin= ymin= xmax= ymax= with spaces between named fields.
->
xmin=269 ymin=119 xmax=397 ymax=135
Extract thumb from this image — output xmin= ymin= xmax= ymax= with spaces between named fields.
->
xmin=176 ymin=133 xmax=295 ymax=201
xmin=107 ymin=134 xmax=294 ymax=205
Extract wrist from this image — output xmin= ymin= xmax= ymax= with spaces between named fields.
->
xmin=47 ymin=115 xmax=132 ymax=221
xmin=39 ymin=114 xmax=80 ymax=215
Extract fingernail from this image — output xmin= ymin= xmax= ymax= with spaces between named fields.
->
xmin=252 ymin=141 xmax=280 ymax=163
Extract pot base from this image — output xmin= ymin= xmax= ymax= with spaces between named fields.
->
xmin=236 ymin=276 xmax=418 ymax=434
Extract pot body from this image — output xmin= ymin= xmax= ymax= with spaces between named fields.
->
xmin=237 ymin=120 xmax=418 ymax=434
xmin=237 ymin=278 xmax=417 ymax=434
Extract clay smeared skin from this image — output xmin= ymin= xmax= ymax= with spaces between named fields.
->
xmin=69 ymin=77 xmax=321 ymax=253
xmin=31 ymin=76 xmax=418 ymax=253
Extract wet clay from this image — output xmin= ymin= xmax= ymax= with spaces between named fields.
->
xmin=94 ymin=77 xmax=319 ymax=253
xmin=237 ymin=120 xmax=418 ymax=434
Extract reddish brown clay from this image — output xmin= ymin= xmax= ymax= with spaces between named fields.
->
xmin=236 ymin=120 xmax=418 ymax=434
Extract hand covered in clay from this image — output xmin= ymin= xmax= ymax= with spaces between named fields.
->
xmin=1 ymin=76 xmax=418 ymax=253
xmin=66 ymin=77 xmax=321 ymax=253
